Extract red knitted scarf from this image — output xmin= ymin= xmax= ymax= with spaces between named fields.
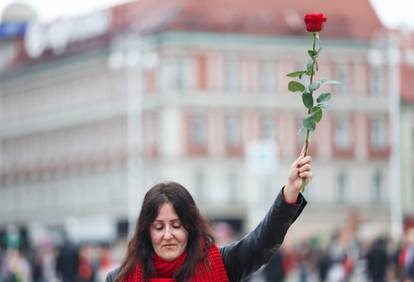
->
xmin=126 ymin=245 xmax=229 ymax=282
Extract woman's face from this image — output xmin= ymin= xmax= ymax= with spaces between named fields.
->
xmin=150 ymin=202 xmax=188 ymax=261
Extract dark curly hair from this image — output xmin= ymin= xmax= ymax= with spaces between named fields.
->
xmin=115 ymin=182 xmax=215 ymax=281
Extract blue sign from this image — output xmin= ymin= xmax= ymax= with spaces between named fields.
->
xmin=0 ymin=22 xmax=26 ymax=39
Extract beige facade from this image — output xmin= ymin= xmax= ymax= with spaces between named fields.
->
xmin=0 ymin=1 xmax=397 ymax=242
xmin=401 ymin=104 xmax=414 ymax=215
xmin=0 ymin=30 xmax=394 ymax=241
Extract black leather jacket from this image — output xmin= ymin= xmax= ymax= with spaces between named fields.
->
xmin=106 ymin=188 xmax=306 ymax=282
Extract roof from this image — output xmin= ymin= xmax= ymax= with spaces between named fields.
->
xmin=0 ymin=0 xmax=386 ymax=72
xmin=112 ymin=0 xmax=385 ymax=40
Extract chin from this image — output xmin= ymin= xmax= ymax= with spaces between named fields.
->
xmin=160 ymin=249 xmax=184 ymax=262
xmin=162 ymin=253 xmax=179 ymax=261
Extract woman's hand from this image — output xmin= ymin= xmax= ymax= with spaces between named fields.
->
xmin=284 ymin=146 xmax=312 ymax=203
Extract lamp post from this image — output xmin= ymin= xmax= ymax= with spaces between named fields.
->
xmin=108 ymin=34 xmax=159 ymax=236
xmin=108 ymin=35 xmax=143 ymax=237
xmin=387 ymin=33 xmax=403 ymax=240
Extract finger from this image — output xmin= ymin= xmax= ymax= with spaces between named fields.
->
xmin=292 ymin=155 xmax=303 ymax=168
xmin=299 ymin=171 xmax=312 ymax=180
xmin=300 ymin=143 xmax=306 ymax=157
xmin=298 ymin=156 xmax=312 ymax=167
xmin=292 ymin=152 xmax=311 ymax=169
xmin=291 ymin=146 xmax=306 ymax=169
xmin=299 ymin=164 xmax=312 ymax=173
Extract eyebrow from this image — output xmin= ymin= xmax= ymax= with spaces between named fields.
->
xmin=153 ymin=219 xmax=181 ymax=223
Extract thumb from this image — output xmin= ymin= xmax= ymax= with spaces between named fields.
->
xmin=300 ymin=140 xmax=311 ymax=157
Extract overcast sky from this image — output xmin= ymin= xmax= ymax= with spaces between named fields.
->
xmin=1 ymin=0 xmax=414 ymax=30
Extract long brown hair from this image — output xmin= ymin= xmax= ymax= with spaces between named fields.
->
xmin=115 ymin=182 xmax=215 ymax=282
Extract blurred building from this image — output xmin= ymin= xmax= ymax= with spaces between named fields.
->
xmin=0 ymin=0 xmax=402 ymax=244
xmin=398 ymin=30 xmax=414 ymax=229
xmin=0 ymin=2 xmax=37 ymax=23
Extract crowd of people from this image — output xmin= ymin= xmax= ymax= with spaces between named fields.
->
xmin=245 ymin=225 xmax=414 ymax=282
xmin=0 ymin=239 xmax=119 ymax=282
xmin=0 ymin=225 xmax=413 ymax=282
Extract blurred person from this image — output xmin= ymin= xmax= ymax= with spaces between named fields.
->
xmin=262 ymin=249 xmax=285 ymax=282
xmin=326 ymin=226 xmax=361 ymax=282
xmin=365 ymin=236 xmax=389 ymax=282
xmin=30 ymin=250 xmax=45 ymax=282
xmin=281 ymin=245 xmax=297 ymax=281
xmin=42 ymin=243 xmax=60 ymax=282
xmin=96 ymin=246 xmax=117 ymax=282
xmin=316 ymin=248 xmax=332 ymax=282
xmin=2 ymin=249 xmax=32 ymax=282
xmin=78 ymin=246 xmax=95 ymax=282
xmin=55 ymin=238 xmax=79 ymax=282
xmin=212 ymin=222 xmax=235 ymax=247
xmin=397 ymin=228 xmax=414 ymax=282
xmin=295 ymin=239 xmax=315 ymax=282
xmin=106 ymin=149 xmax=312 ymax=281
xmin=0 ymin=249 xmax=4 ymax=281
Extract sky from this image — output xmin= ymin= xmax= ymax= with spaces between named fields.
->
xmin=0 ymin=0 xmax=414 ymax=30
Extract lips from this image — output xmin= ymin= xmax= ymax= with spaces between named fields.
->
xmin=162 ymin=244 xmax=176 ymax=248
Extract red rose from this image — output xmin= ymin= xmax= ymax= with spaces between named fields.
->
xmin=304 ymin=13 xmax=327 ymax=32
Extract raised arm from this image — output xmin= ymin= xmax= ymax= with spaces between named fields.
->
xmin=220 ymin=150 xmax=312 ymax=281
xmin=220 ymin=189 xmax=306 ymax=281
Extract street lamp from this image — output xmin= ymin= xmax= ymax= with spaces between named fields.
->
xmin=387 ymin=33 xmax=403 ymax=240
xmin=108 ymin=34 xmax=159 ymax=237
xmin=108 ymin=35 xmax=143 ymax=237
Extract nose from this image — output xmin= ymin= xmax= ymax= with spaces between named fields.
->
xmin=163 ymin=226 xmax=173 ymax=240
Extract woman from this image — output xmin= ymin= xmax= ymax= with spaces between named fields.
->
xmin=106 ymin=151 xmax=312 ymax=282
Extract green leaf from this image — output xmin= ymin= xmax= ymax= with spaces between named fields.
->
xmin=287 ymin=71 xmax=305 ymax=78
xmin=302 ymin=92 xmax=314 ymax=109
xmin=288 ymin=81 xmax=305 ymax=92
xmin=320 ymin=78 xmax=341 ymax=85
xmin=302 ymin=117 xmax=316 ymax=131
xmin=308 ymin=50 xmax=317 ymax=57
xmin=306 ymin=61 xmax=315 ymax=75
xmin=309 ymin=82 xmax=320 ymax=92
xmin=310 ymin=106 xmax=323 ymax=123
xmin=297 ymin=126 xmax=306 ymax=135
xmin=317 ymin=47 xmax=322 ymax=55
xmin=316 ymin=92 xmax=331 ymax=103
xmin=308 ymin=48 xmax=322 ymax=58
xmin=317 ymin=102 xmax=328 ymax=109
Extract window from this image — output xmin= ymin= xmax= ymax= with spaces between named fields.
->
xmin=143 ymin=114 xmax=158 ymax=151
xmin=412 ymin=129 xmax=414 ymax=153
xmin=337 ymin=171 xmax=349 ymax=203
xmin=371 ymin=170 xmax=384 ymax=204
xmin=225 ymin=115 xmax=241 ymax=146
xmin=370 ymin=65 xmax=383 ymax=96
xmin=262 ymin=175 xmax=274 ymax=203
xmin=353 ymin=63 xmax=366 ymax=96
xmin=224 ymin=58 xmax=240 ymax=91
xmin=161 ymin=56 xmax=195 ymax=91
xmin=259 ymin=115 xmax=275 ymax=140
xmin=412 ymin=175 xmax=414 ymax=206
xmin=302 ymin=177 xmax=315 ymax=201
xmin=259 ymin=61 xmax=276 ymax=92
xmin=189 ymin=114 xmax=207 ymax=146
xmin=371 ymin=117 xmax=386 ymax=149
xmin=335 ymin=64 xmax=349 ymax=95
xmin=227 ymin=171 xmax=239 ymax=203
xmin=334 ymin=116 xmax=351 ymax=149
xmin=194 ymin=169 xmax=206 ymax=203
